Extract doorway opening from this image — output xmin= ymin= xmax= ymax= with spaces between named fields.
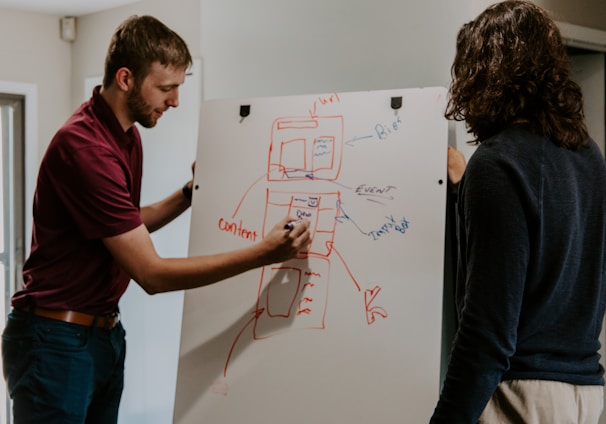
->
xmin=0 ymin=93 xmax=26 ymax=424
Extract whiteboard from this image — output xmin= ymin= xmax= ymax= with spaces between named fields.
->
xmin=174 ymin=87 xmax=448 ymax=423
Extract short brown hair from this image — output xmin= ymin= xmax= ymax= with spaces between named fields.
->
xmin=103 ymin=15 xmax=192 ymax=88
xmin=445 ymin=1 xmax=588 ymax=149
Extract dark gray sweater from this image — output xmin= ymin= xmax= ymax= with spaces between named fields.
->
xmin=431 ymin=125 xmax=606 ymax=423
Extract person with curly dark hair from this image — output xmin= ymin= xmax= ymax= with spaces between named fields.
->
xmin=431 ymin=2 xmax=606 ymax=423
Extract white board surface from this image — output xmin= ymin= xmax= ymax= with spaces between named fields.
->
xmin=175 ymin=87 xmax=448 ymax=423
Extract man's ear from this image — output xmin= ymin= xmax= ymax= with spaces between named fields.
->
xmin=114 ymin=67 xmax=134 ymax=92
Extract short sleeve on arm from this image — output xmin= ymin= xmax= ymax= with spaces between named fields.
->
xmin=44 ymin=141 xmax=143 ymax=240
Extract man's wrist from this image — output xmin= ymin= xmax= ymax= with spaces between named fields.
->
xmin=182 ymin=181 xmax=193 ymax=202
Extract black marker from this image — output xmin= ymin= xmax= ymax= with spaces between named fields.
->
xmin=284 ymin=221 xmax=297 ymax=231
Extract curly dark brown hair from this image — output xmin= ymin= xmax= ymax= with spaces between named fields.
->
xmin=445 ymin=1 xmax=588 ymax=149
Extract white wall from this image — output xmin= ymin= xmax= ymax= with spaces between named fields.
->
xmin=199 ymin=0 xmax=470 ymax=100
xmin=0 ymin=8 xmax=72 ymax=160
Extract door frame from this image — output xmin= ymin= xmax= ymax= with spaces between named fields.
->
xmin=0 ymin=82 xmax=37 ymax=259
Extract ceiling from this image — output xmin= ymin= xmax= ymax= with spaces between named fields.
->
xmin=0 ymin=0 xmax=140 ymax=16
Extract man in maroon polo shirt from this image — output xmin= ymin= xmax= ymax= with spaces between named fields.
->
xmin=2 ymin=15 xmax=310 ymax=424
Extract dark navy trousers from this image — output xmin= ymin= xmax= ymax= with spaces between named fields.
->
xmin=2 ymin=309 xmax=126 ymax=424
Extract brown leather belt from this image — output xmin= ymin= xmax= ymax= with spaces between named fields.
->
xmin=20 ymin=306 xmax=120 ymax=330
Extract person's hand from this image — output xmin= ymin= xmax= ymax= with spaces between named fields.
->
xmin=259 ymin=216 xmax=311 ymax=264
xmin=447 ymin=145 xmax=466 ymax=185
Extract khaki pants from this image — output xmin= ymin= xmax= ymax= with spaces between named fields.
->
xmin=479 ymin=380 xmax=604 ymax=424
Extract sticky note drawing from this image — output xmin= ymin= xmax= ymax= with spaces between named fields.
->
xmin=268 ymin=116 xmax=344 ymax=181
